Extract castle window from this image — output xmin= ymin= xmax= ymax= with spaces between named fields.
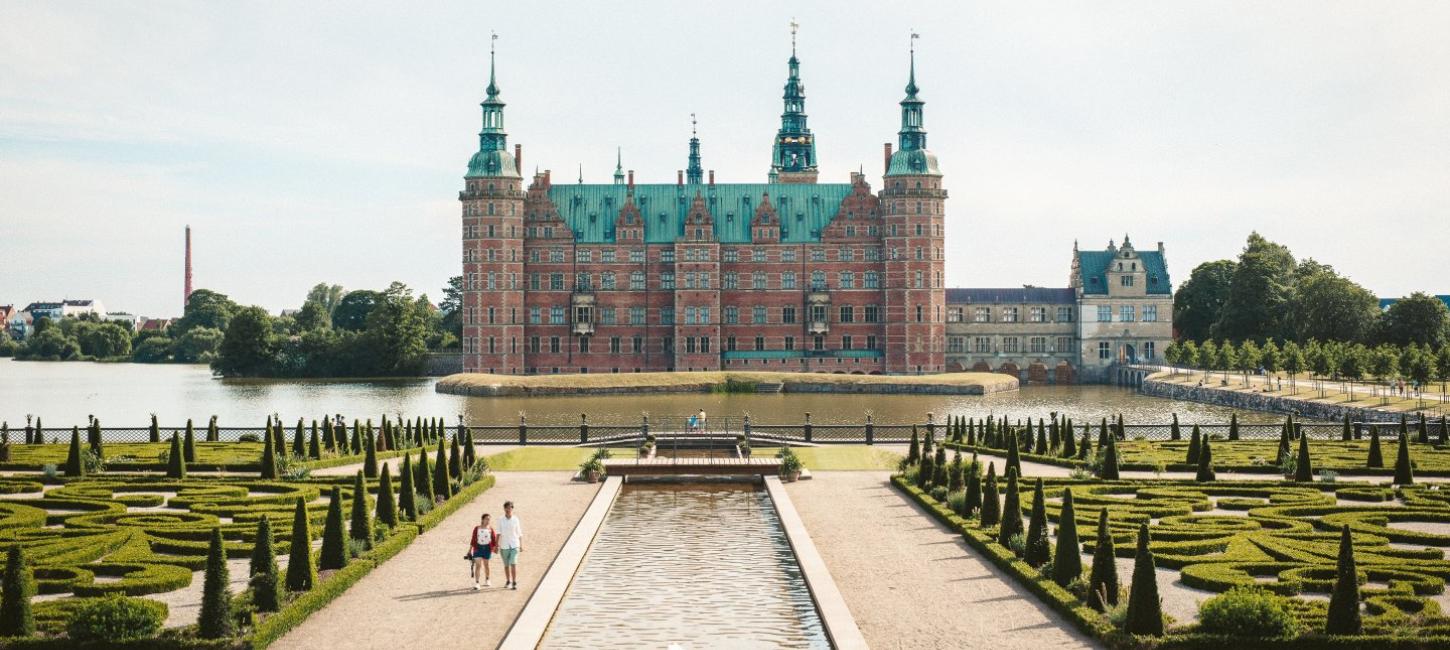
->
xmin=782 ymin=272 xmax=797 ymax=290
xmin=974 ymin=337 xmax=991 ymax=353
xmin=660 ymin=272 xmax=675 ymax=290
xmin=810 ymin=271 xmax=825 ymax=290
xmin=1029 ymin=307 xmax=1046 ymax=322
xmin=1001 ymin=307 xmax=1019 ymax=323
xmin=1144 ymin=305 xmax=1158 ymax=322
xmin=601 ymin=249 xmax=615 ymax=263
xmin=839 ymin=305 xmax=855 ymax=323
xmin=630 ymin=307 xmax=645 ymax=325
xmin=974 ymin=307 xmax=991 ymax=322
xmin=840 ymin=271 xmax=855 ymax=289
xmin=947 ymin=307 xmax=962 ymax=323
xmin=550 ymin=307 xmax=565 ymax=324
xmin=1120 ymin=305 xmax=1136 ymax=322
xmin=782 ymin=249 xmax=797 ymax=263
xmin=1031 ymin=337 xmax=1046 ymax=353
xmin=630 ymin=249 xmax=645 ymax=263
xmin=576 ymin=249 xmax=592 ymax=263
xmin=1057 ymin=306 xmax=1074 ymax=322
xmin=1097 ymin=305 xmax=1112 ymax=322
xmin=864 ymin=271 xmax=879 ymax=289
xmin=782 ymin=306 xmax=796 ymax=324
xmin=1003 ymin=337 xmax=1019 ymax=353
xmin=1098 ymin=342 xmax=1111 ymax=359
xmin=630 ymin=272 xmax=645 ymax=290
xmin=550 ymin=273 xmax=564 ymax=291
xmin=724 ymin=306 xmax=739 ymax=324
xmin=784 ymin=336 xmax=795 ymax=351
xmin=753 ymin=272 xmax=767 ymax=290
xmin=723 ymin=249 xmax=739 ymax=263
xmin=810 ymin=248 xmax=825 ymax=262
xmin=661 ymin=249 xmax=675 ymax=263
xmin=600 ymin=272 xmax=615 ymax=290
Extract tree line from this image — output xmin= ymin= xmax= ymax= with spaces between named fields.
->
xmin=1164 ymin=337 xmax=1450 ymax=391
xmin=1174 ymin=232 xmax=1450 ymax=348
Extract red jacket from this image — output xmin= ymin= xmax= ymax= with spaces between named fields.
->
xmin=470 ymin=525 xmax=498 ymax=553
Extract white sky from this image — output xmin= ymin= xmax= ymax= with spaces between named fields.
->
xmin=2 ymin=1 xmax=1447 ymax=317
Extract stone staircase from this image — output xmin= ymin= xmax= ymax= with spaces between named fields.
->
xmin=754 ymin=382 xmax=784 ymax=393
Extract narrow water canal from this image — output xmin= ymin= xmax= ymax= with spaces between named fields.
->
xmin=541 ymin=483 xmax=829 ymax=649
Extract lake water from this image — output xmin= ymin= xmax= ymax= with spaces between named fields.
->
xmin=541 ymin=483 xmax=829 ymax=649
xmin=0 ymin=358 xmax=1284 ymax=428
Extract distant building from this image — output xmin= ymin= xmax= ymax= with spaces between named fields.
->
xmin=139 ymin=318 xmax=174 ymax=333
xmin=103 ymin=312 xmax=142 ymax=330
xmin=1378 ymin=296 xmax=1450 ymax=311
xmin=944 ymin=237 xmax=1174 ymax=384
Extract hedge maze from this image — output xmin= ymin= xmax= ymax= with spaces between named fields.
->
xmin=897 ymin=437 xmax=1450 ymax=647
xmin=0 ymin=417 xmax=491 ymax=647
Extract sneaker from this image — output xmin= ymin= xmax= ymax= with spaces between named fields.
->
xmin=473 ymin=582 xmax=480 ymax=591
xmin=484 ymin=579 xmax=491 ymax=587
xmin=511 ymin=582 xmax=518 ymax=590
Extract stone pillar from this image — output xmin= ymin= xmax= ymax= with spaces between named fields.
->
xmin=865 ymin=414 xmax=874 ymax=445
xmin=579 ymin=413 xmax=589 ymax=444
xmin=518 ymin=414 xmax=528 ymax=446
xmin=804 ymin=412 xmax=812 ymax=444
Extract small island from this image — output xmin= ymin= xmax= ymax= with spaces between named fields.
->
xmin=435 ymin=370 xmax=1017 ymax=397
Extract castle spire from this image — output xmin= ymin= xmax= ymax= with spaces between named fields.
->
xmin=884 ymin=31 xmax=939 ymax=177
xmin=687 ymin=113 xmax=703 ymax=184
xmin=613 ymin=147 xmax=625 ymax=185
xmin=769 ymin=20 xmax=818 ymax=183
xmin=466 ymin=32 xmax=520 ymax=178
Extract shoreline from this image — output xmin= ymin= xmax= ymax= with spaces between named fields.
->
xmin=435 ymin=370 xmax=1018 ymax=397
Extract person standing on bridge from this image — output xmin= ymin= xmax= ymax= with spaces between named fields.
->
xmin=498 ymin=500 xmax=523 ymax=590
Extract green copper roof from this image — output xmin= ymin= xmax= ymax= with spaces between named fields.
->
xmin=548 ymin=183 xmax=854 ymax=244
xmin=1076 ymin=249 xmax=1172 ymax=295
xmin=886 ymin=149 xmax=940 ymax=176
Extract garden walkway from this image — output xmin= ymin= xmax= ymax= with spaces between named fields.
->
xmin=786 ymin=471 xmax=1099 ymax=650
xmin=270 ymin=471 xmax=596 ymax=650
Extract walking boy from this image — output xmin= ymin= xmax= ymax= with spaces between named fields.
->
xmin=498 ymin=500 xmax=523 ymax=590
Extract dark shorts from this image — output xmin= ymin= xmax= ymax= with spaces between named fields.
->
xmin=471 ymin=546 xmax=493 ymax=560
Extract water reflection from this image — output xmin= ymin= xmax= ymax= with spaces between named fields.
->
xmin=541 ymin=483 xmax=829 ymax=650
xmin=1 ymin=358 xmax=1292 ymax=427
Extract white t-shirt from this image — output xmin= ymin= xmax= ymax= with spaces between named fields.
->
xmin=497 ymin=514 xmax=523 ymax=549
xmin=474 ymin=526 xmax=493 ymax=546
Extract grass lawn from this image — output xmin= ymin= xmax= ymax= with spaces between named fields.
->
xmin=790 ymin=445 xmax=902 ymax=470
xmin=4 ymin=441 xmax=266 ymax=468
xmin=1113 ymin=437 xmax=1450 ymax=472
xmin=484 ymin=447 xmax=594 ymax=471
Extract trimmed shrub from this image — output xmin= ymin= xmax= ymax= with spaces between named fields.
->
xmin=1393 ymin=430 xmax=1414 ymax=485
xmin=980 ymin=463 xmax=1000 ymax=527
xmin=376 ymin=462 xmax=398 ymax=528
xmin=997 ymin=468 xmax=1023 ymax=550
xmin=0 ymin=544 xmax=35 ymax=636
xmin=1367 ymin=426 xmax=1383 ymax=468
xmin=1052 ymin=488 xmax=1082 ymax=587
xmin=1294 ymin=431 xmax=1314 ymax=482
xmin=1099 ymin=434 xmax=1120 ymax=480
xmin=962 ymin=456 xmax=982 ymax=517
xmin=249 ymin=516 xmax=281 ymax=612
xmin=148 ymin=414 xmax=160 ymax=444
xmin=66 ymin=595 xmax=163 ymax=642
xmin=1062 ymin=421 xmax=1077 ymax=458
xmin=207 ymin=415 xmax=219 ymax=442
xmin=416 ymin=448 xmax=435 ymax=503
xmin=319 ymin=487 xmax=348 ymax=571
xmin=1186 ymin=424 xmax=1201 ymax=465
xmin=1088 ymin=510 xmax=1118 ymax=611
xmin=1342 ymin=413 xmax=1352 ymax=442
xmin=398 ymin=454 xmax=418 ymax=521
xmin=65 ymin=427 xmax=85 ymax=477
xmin=349 ymin=471 xmax=373 ymax=549
xmin=1198 ymin=587 xmax=1296 ymax=638
xmin=293 ymin=418 xmax=306 ymax=459
xmin=1005 ymin=431 xmax=1022 ymax=479
xmin=1326 ymin=525 xmax=1361 ymax=634
xmin=1123 ymin=523 xmax=1163 ymax=636
xmin=197 ymin=528 xmax=233 ymax=639
xmin=431 ymin=438 xmax=450 ymax=500
xmin=309 ymin=420 xmax=321 ymax=460
xmin=1023 ymin=478 xmax=1051 ymax=568
xmin=363 ymin=426 xmax=378 ymax=479
xmin=183 ymin=419 xmax=197 ymax=463
xmin=261 ymin=431 xmax=278 ymax=479
xmin=285 ymin=497 xmax=315 ymax=592
xmin=1229 ymin=412 xmax=1240 ymax=440
xmin=166 ymin=432 xmax=186 ymax=479
xmin=1170 ymin=413 xmax=1181 ymax=441
xmin=917 ymin=451 xmax=935 ymax=490
xmin=1195 ymin=435 xmax=1216 ymax=482
xmin=449 ymin=434 xmax=462 ymax=479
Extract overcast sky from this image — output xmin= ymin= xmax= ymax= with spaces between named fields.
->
xmin=2 ymin=1 xmax=1447 ymax=317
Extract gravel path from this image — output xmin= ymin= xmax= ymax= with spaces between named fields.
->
xmin=786 ymin=471 xmax=1099 ymax=650
xmin=270 ymin=471 xmax=596 ymax=650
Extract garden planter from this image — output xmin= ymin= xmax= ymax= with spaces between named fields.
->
xmin=781 ymin=470 xmax=800 ymax=482
xmin=587 ymin=470 xmax=601 ymax=483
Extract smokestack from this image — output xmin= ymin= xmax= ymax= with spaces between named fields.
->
xmin=627 ymin=170 xmax=634 ymax=189
xmin=183 ymin=225 xmax=193 ymax=311
xmin=514 ymin=144 xmax=522 ymax=172
xmin=708 ymin=170 xmax=715 ymax=186
xmin=677 ymin=170 xmax=683 ymax=186
xmin=883 ymin=143 xmax=892 ymax=174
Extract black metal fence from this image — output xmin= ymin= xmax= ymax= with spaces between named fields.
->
xmin=4 ymin=416 xmax=1445 ymax=446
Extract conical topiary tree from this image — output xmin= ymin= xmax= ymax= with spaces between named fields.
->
xmin=398 ymin=454 xmax=418 ymax=521
xmin=917 ymin=447 xmax=935 ymax=490
xmin=349 ymin=471 xmax=373 ymax=549
xmin=448 ymin=434 xmax=462 ymax=479
xmin=416 ymin=447 xmax=434 ymax=503
xmin=1052 ymin=488 xmax=1082 ymax=587
xmin=285 ymin=497 xmax=315 ymax=592
xmin=363 ymin=426 xmax=378 ymax=479
xmin=293 ymin=419 xmax=306 ymax=458
xmin=1325 ymin=525 xmax=1361 ymax=634
xmin=166 ymin=432 xmax=187 ymax=479
xmin=1294 ymin=430 xmax=1314 ymax=482
xmin=1170 ymin=413 xmax=1181 ymax=441
xmin=308 ymin=421 xmax=321 ymax=460
xmin=149 ymin=413 xmax=161 ymax=443
xmin=1005 ymin=431 xmax=1022 ymax=479
xmin=0 ymin=544 xmax=35 ymax=637
xmin=1195 ymin=436 xmax=1216 ymax=482
xmin=907 ymin=427 xmax=920 ymax=465
xmin=350 ymin=420 xmax=361 ymax=455
xmin=1088 ymin=510 xmax=1118 ymax=611
xmin=1367 ymin=426 xmax=1384 ymax=468
xmin=183 ymin=419 xmax=197 ymax=462
xmin=1062 ymin=421 xmax=1077 ymax=459
xmin=1341 ymin=413 xmax=1352 ymax=442
xmin=998 ymin=468 xmax=1024 ymax=550
xmin=260 ymin=430 xmax=278 ymax=479
xmin=376 ymin=462 xmax=398 ymax=528
xmin=274 ymin=418 xmax=287 ymax=457
xmin=1078 ymin=425 xmax=1092 ymax=460
xmin=1024 ymin=478 xmax=1051 ymax=568
xmin=88 ymin=418 xmax=103 ymax=458
xmin=1229 ymin=412 xmax=1240 ymax=441
xmin=64 ymin=426 xmax=85 ymax=477
xmin=198 ymin=528 xmax=234 ymax=639
xmin=1099 ymin=434 xmax=1120 ymax=480
xmin=980 ymin=463 xmax=1001 ymax=527
xmin=1123 ymin=523 xmax=1164 ymax=636
xmin=322 ymin=418 xmax=335 ymax=452
xmin=1186 ymin=425 xmax=1201 ymax=465
xmin=207 ymin=416 xmax=219 ymax=442
xmin=962 ymin=457 xmax=981 ymax=517
xmin=432 ymin=437 xmax=451 ymax=499
xmin=1393 ymin=430 xmax=1415 ymax=485
xmin=249 ymin=516 xmax=281 ymax=612
xmin=319 ymin=487 xmax=348 ymax=570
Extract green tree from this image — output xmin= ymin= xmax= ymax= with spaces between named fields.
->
xmin=64 ymin=426 xmax=85 ymax=477
xmin=439 ymin=275 xmax=465 ymax=339
xmin=1367 ymin=426 xmax=1384 ymax=468
xmin=22 ymin=328 xmax=81 ymax=360
xmin=1369 ymin=344 xmax=1400 ymax=387
xmin=1099 ymin=434 xmax=1120 ymax=480
xmin=1236 ymin=339 xmax=1261 ymax=385
xmin=1052 ymin=488 xmax=1082 ymax=587
xmin=1325 ymin=526 xmax=1361 ymax=634
xmin=979 ymin=463 xmax=1000 ymax=528
xmin=1436 ymin=345 xmax=1450 ymax=394
xmin=1377 ymin=292 xmax=1450 ymax=348
xmin=172 ymin=326 xmax=224 ymax=363
xmin=77 ymin=322 xmax=132 ymax=358
xmin=0 ymin=544 xmax=35 ymax=636
xmin=213 ymin=306 xmax=276 ymax=377
xmin=1339 ymin=343 xmax=1367 ymax=382
xmin=361 ymin=283 xmax=431 ymax=376
xmin=1186 ymin=424 xmax=1201 ymax=465
xmin=1402 ymin=344 xmax=1433 ymax=392
xmin=331 ymin=290 xmax=382 ymax=331
xmin=1195 ymin=339 xmax=1218 ymax=376
xmin=305 ymin=283 xmax=347 ymax=316
xmin=376 ymin=463 xmax=398 ymax=528
xmin=1294 ymin=431 xmax=1313 ymax=482
xmin=260 ymin=430 xmax=277 ymax=479
xmin=285 ymin=497 xmax=315 ymax=592
xmin=1289 ymin=263 xmax=1380 ymax=342
xmin=1087 ymin=510 xmax=1118 ymax=611
xmin=432 ymin=436 xmax=451 ymax=499
xmin=1123 ymin=523 xmax=1164 ymax=636
xmin=1213 ymin=339 xmax=1237 ymax=382
xmin=349 ymin=471 xmax=373 ymax=548
xmin=294 ymin=300 xmax=331 ymax=332
xmin=1213 ymin=233 xmax=1296 ymax=341
xmin=174 ymin=289 xmax=238 ymax=336
xmin=1259 ymin=339 xmax=1281 ymax=381
xmin=1196 ymin=435 xmax=1216 ymax=481
xmin=249 ymin=516 xmax=281 ymax=612
xmin=1173 ymin=259 xmax=1236 ymax=342
xmin=1162 ymin=342 xmax=1181 ymax=375
xmin=1281 ymin=340 xmax=1304 ymax=391
xmin=398 ymin=454 xmax=418 ymax=521
xmin=131 ymin=336 xmax=174 ymax=362
xmin=166 ymin=432 xmax=186 ymax=479
xmin=1393 ymin=430 xmax=1414 ymax=485
xmin=1023 ymin=478 xmax=1051 ymax=568
xmin=363 ymin=425 xmax=378 ymax=479
xmin=198 ymin=528 xmax=234 ymax=639
xmin=997 ymin=468 xmax=1023 ymax=549
xmin=183 ymin=419 xmax=197 ymax=462
xmin=319 ymin=488 xmax=348 ymax=570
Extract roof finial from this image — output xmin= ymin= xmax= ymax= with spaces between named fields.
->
xmin=906 ymin=31 xmax=919 ymax=96
xmin=691 ymin=112 xmax=697 ymax=137
xmin=790 ymin=18 xmax=798 ymax=57
xmin=578 ymin=163 xmax=583 ymax=184
xmin=486 ymin=31 xmax=500 ymax=97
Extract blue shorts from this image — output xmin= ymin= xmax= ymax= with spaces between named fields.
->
xmin=471 ymin=546 xmax=493 ymax=560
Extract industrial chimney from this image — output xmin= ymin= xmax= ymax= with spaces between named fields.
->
xmin=184 ymin=225 xmax=193 ymax=312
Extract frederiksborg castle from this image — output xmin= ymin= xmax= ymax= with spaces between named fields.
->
xmin=456 ymin=35 xmax=1172 ymax=383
